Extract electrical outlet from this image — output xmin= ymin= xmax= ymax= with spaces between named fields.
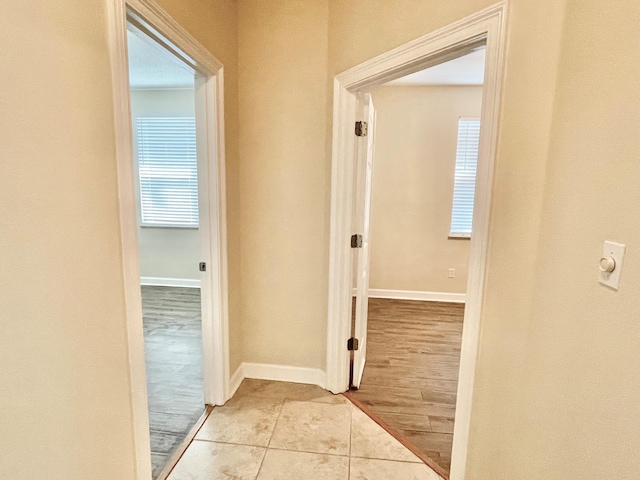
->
xmin=448 ymin=268 xmax=455 ymax=278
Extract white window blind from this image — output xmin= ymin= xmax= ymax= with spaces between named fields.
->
xmin=137 ymin=117 xmax=199 ymax=227
xmin=450 ymin=118 xmax=480 ymax=238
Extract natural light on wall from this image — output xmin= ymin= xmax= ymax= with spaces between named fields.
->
xmin=137 ymin=116 xmax=199 ymax=227
xmin=450 ymin=117 xmax=480 ymax=238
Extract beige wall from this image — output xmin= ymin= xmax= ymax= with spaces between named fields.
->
xmin=155 ymin=0 xmax=242 ymax=371
xmin=131 ymin=88 xmax=200 ymax=281
xmin=237 ymin=0 xmax=330 ymax=369
xmin=369 ymin=86 xmax=482 ymax=294
xmin=0 ymin=2 xmax=137 ymax=478
xmin=488 ymin=1 xmax=640 ymax=478
xmin=0 ymin=0 xmax=239 ymax=478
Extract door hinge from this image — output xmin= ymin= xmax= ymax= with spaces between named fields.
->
xmin=199 ymin=262 xmax=207 ymax=272
xmin=355 ymin=121 xmax=368 ymax=137
xmin=347 ymin=337 xmax=359 ymax=351
xmin=351 ymin=234 xmax=363 ymax=248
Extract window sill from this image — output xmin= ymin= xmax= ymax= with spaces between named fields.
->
xmin=139 ymin=224 xmax=199 ymax=230
xmin=448 ymin=234 xmax=471 ymax=240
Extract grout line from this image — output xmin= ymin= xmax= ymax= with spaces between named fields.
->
xmin=194 ymin=438 xmax=268 ymax=448
xmin=194 ymin=433 xmax=428 ymax=472
xmin=349 ymin=453 xmax=422 ymax=464
xmin=253 ymin=448 xmax=268 ymax=480
xmin=266 ymin=446 xmax=349 ymax=458
xmin=196 ymin=438 xmax=350 ymax=459
xmin=267 ymin=397 xmax=287 ymax=448
xmin=254 ymin=397 xmax=286 ymax=479
xmin=351 ymin=457 xmax=432 ymax=465
xmin=235 ymin=393 xmax=345 ymax=406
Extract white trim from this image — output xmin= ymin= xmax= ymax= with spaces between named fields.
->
xmin=325 ymin=4 xmax=507 ymax=480
xmin=242 ymin=363 xmax=327 ymax=389
xmin=226 ymin=363 xmax=328 ymax=399
xmin=108 ymin=1 xmax=230 ymax=478
xmin=354 ymin=288 xmax=466 ymax=303
xmin=126 ymin=0 xmax=222 ymax=74
xmin=140 ymin=277 xmax=201 ymax=288
xmin=107 ymin=2 xmax=152 ymax=478
xmin=229 ymin=364 xmax=245 ymax=399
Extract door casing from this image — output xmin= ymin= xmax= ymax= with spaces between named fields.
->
xmin=325 ymin=3 xmax=507 ymax=479
xmin=107 ymin=0 xmax=230 ymax=478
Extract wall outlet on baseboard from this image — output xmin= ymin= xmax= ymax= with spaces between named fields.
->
xmin=448 ymin=268 xmax=455 ymax=278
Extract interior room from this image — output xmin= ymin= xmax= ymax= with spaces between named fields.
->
xmin=348 ymin=49 xmax=485 ymax=475
xmin=3 ymin=1 xmax=640 ymax=480
xmin=127 ymin=28 xmax=205 ymax=478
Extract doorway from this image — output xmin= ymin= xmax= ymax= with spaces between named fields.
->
xmin=326 ymin=5 xmax=506 ymax=480
xmin=107 ymin=1 xmax=230 ymax=478
xmin=126 ymin=25 xmax=206 ymax=478
xmin=347 ymin=47 xmax=485 ymax=477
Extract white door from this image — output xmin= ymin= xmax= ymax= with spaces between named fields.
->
xmin=351 ymin=93 xmax=376 ymax=389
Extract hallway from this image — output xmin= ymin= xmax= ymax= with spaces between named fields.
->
xmin=166 ymin=380 xmax=443 ymax=479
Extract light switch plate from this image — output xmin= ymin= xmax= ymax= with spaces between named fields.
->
xmin=599 ymin=241 xmax=626 ymax=290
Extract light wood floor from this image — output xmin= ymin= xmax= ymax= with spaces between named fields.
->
xmin=350 ymin=298 xmax=464 ymax=474
xmin=142 ymin=286 xmax=205 ymax=479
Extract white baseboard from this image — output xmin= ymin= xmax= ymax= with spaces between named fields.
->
xmin=236 ymin=362 xmax=326 ymax=389
xmin=229 ymin=364 xmax=245 ymax=399
xmin=353 ymin=288 xmax=466 ymax=303
xmin=140 ymin=276 xmax=201 ymax=288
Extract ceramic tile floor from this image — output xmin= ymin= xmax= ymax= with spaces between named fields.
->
xmin=167 ymin=379 xmax=444 ymax=480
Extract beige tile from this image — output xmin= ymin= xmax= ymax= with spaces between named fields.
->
xmin=168 ymin=440 xmax=265 ymax=480
xmin=196 ymin=396 xmax=283 ymax=446
xmin=349 ymin=457 xmax=442 ymax=480
xmin=235 ymin=379 xmax=349 ymax=404
xmin=256 ymin=449 xmax=348 ymax=480
xmin=269 ymin=400 xmax=351 ymax=455
xmin=350 ymin=406 xmax=422 ymax=463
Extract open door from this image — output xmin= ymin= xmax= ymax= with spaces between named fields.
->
xmin=351 ymin=93 xmax=376 ymax=389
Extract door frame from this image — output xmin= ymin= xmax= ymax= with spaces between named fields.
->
xmin=325 ymin=3 xmax=507 ymax=479
xmin=107 ymin=0 xmax=230 ymax=478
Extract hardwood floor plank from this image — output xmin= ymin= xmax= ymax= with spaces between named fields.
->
xmin=353 ymin=383 xmax=425 ymax=401
xmin=142 ymin=286 xmax=205 ymax=479
xmin=420 ymin=389 xmax=457 ymax=404
xmin=429 ymin=416 xmax=455 ymax=434
xmin=350 ymin=298 xmax=464 ymax=476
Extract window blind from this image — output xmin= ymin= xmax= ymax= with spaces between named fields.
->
xmin=137 ymin=117 xmax=199 ymax=227
xmin=450 ymin=118 xmax=480 ymax=237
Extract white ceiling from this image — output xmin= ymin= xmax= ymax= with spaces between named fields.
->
xmin=387 ymin=48 xmax=486 ymax=86
xmin=127 ymin=30 xmax=194 ymax=89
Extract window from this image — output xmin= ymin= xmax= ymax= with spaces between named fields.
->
xmin=137 ymin=116 xmax=199 ymax=227
xmin=450 ymin=118 xmax=480 ymax=238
